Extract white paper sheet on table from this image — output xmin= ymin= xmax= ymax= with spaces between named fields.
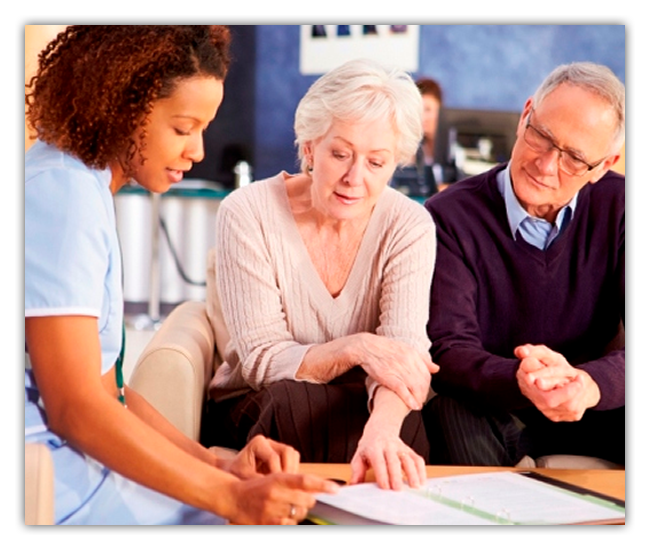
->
xmin=310 ymin=471 xmax=625 ymax=525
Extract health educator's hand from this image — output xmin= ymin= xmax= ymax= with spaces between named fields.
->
xmin=220 ymin=435 xmax=301 ymax=479
xmin=226 ymin=473 xmax=340 ymax=525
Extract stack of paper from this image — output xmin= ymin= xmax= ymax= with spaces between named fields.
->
xmin=309 ymin=471 xmax=625 ymax=525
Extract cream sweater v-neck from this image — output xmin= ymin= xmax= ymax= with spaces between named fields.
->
xmin=208 ymin=172 xmax=436 ymax=402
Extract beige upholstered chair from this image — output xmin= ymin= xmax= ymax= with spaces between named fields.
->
xmin=130 ymin=247 xmax=229 ymax=441
xmin=25 ymin=443 xmax=55 ymax=525
xmin=130 ymin=300 xmax=220 ymax=441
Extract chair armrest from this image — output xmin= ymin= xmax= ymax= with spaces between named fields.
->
xmin=535 ymin=455 xmax=624 ymax=470
xmin=129 ymin=301 xmax=216 ymax=441
xmin=25 ymin=443 xmax=55 ymax=525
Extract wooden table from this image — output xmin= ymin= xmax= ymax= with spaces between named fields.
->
xmin=300 ymin=464 xmax=624 ymax=501
xmin=300 ymin=463 xmax=625 ymax=522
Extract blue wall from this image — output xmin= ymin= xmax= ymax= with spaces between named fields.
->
xmin=253 ymin=24 xmax=625 ymax=180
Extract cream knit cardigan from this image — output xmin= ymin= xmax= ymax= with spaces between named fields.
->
xmin=208 ymin=172 xmax=436 ymax=403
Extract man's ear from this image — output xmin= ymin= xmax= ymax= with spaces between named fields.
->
xmin=517 ymin=98 xmax=534 ymax=133
xmin=588 ymin=151 xmax=621 ymax=184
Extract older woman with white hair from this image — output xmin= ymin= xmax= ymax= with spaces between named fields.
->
xmin=202 ymin=59 xmax=439 ymax=490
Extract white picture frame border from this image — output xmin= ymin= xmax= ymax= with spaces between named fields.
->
xmin=299 ymin=25 xmax=420 ymax=75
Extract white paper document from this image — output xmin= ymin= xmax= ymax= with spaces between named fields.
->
xmin=311 ymin=471 xmax=625 ymax=525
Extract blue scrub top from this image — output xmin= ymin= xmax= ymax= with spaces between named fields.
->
xmin=25 ymin=140 xmax=123 ymax=440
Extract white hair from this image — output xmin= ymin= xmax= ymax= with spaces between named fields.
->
xmin=294 ymin=58 xmax=423 ymax=171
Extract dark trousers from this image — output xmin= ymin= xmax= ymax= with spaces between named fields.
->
xmin=423 ymin=394 xmax=625 ymax=467
xmin=202 ymin=368 xmax=430 ymax=464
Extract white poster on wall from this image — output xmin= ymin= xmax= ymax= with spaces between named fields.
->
xmin=299 ymin=25 xmax=420 ymax=75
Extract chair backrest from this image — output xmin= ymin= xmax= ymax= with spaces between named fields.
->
xmin=25 ymin=443 xmax=55 ymax=525
xmin=206 ymin=247 xmax=231 ymax=365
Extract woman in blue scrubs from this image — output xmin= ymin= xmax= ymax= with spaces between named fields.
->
xmin=24 ymin=25 xmax=337 ymax=525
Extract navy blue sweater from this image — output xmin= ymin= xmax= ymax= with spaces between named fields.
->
xmin=424 ymin=165 xmax=625 ymax=412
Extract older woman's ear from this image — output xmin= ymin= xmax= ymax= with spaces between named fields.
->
xmin=303 ymin=143 xmax=314 ymax=172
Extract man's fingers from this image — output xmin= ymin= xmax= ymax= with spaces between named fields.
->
xmin=534 ymin=375 xmax=573 ymax=391
xmin=540 ymin=379 xmax=583 ymax=409
xmin=518 ymin=344 xmax=562 ymax=363
xmin=527 ymin=363 xmax=577 ymax=385
xmin=514 ymin=344 xmax=532 ymax=359
xmin=518 ymin=355 xmax=545 ymax=373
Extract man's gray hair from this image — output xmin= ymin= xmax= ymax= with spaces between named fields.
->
xmin=533 ymin=62 xmax=625 ymax=152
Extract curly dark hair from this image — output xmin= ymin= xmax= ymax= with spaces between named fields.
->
xmin=25 ymin=25 xmax=231 ymax=172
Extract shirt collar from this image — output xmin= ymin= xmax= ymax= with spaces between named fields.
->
xmin=497 ymin=163 xmax=578 ymax=241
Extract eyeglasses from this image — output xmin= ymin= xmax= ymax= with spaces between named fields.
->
xmin=523 ymin=110 xmax=606 ymax=177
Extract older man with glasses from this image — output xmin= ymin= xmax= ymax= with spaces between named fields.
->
xmin=423 ymin=62 xmax=625 ymax=467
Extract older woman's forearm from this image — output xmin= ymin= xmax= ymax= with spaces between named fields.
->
xmin=295 ymin=334 xmax=360 ymax=383
xmin=367 ymin=386 xmax=411 ymax=432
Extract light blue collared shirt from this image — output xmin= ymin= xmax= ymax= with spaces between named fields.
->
xmin=497 ymin=164 xmax=577 ymax=250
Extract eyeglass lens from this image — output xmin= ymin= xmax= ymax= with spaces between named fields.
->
xmin=525 ymin=124 xmax=589 ymax=176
